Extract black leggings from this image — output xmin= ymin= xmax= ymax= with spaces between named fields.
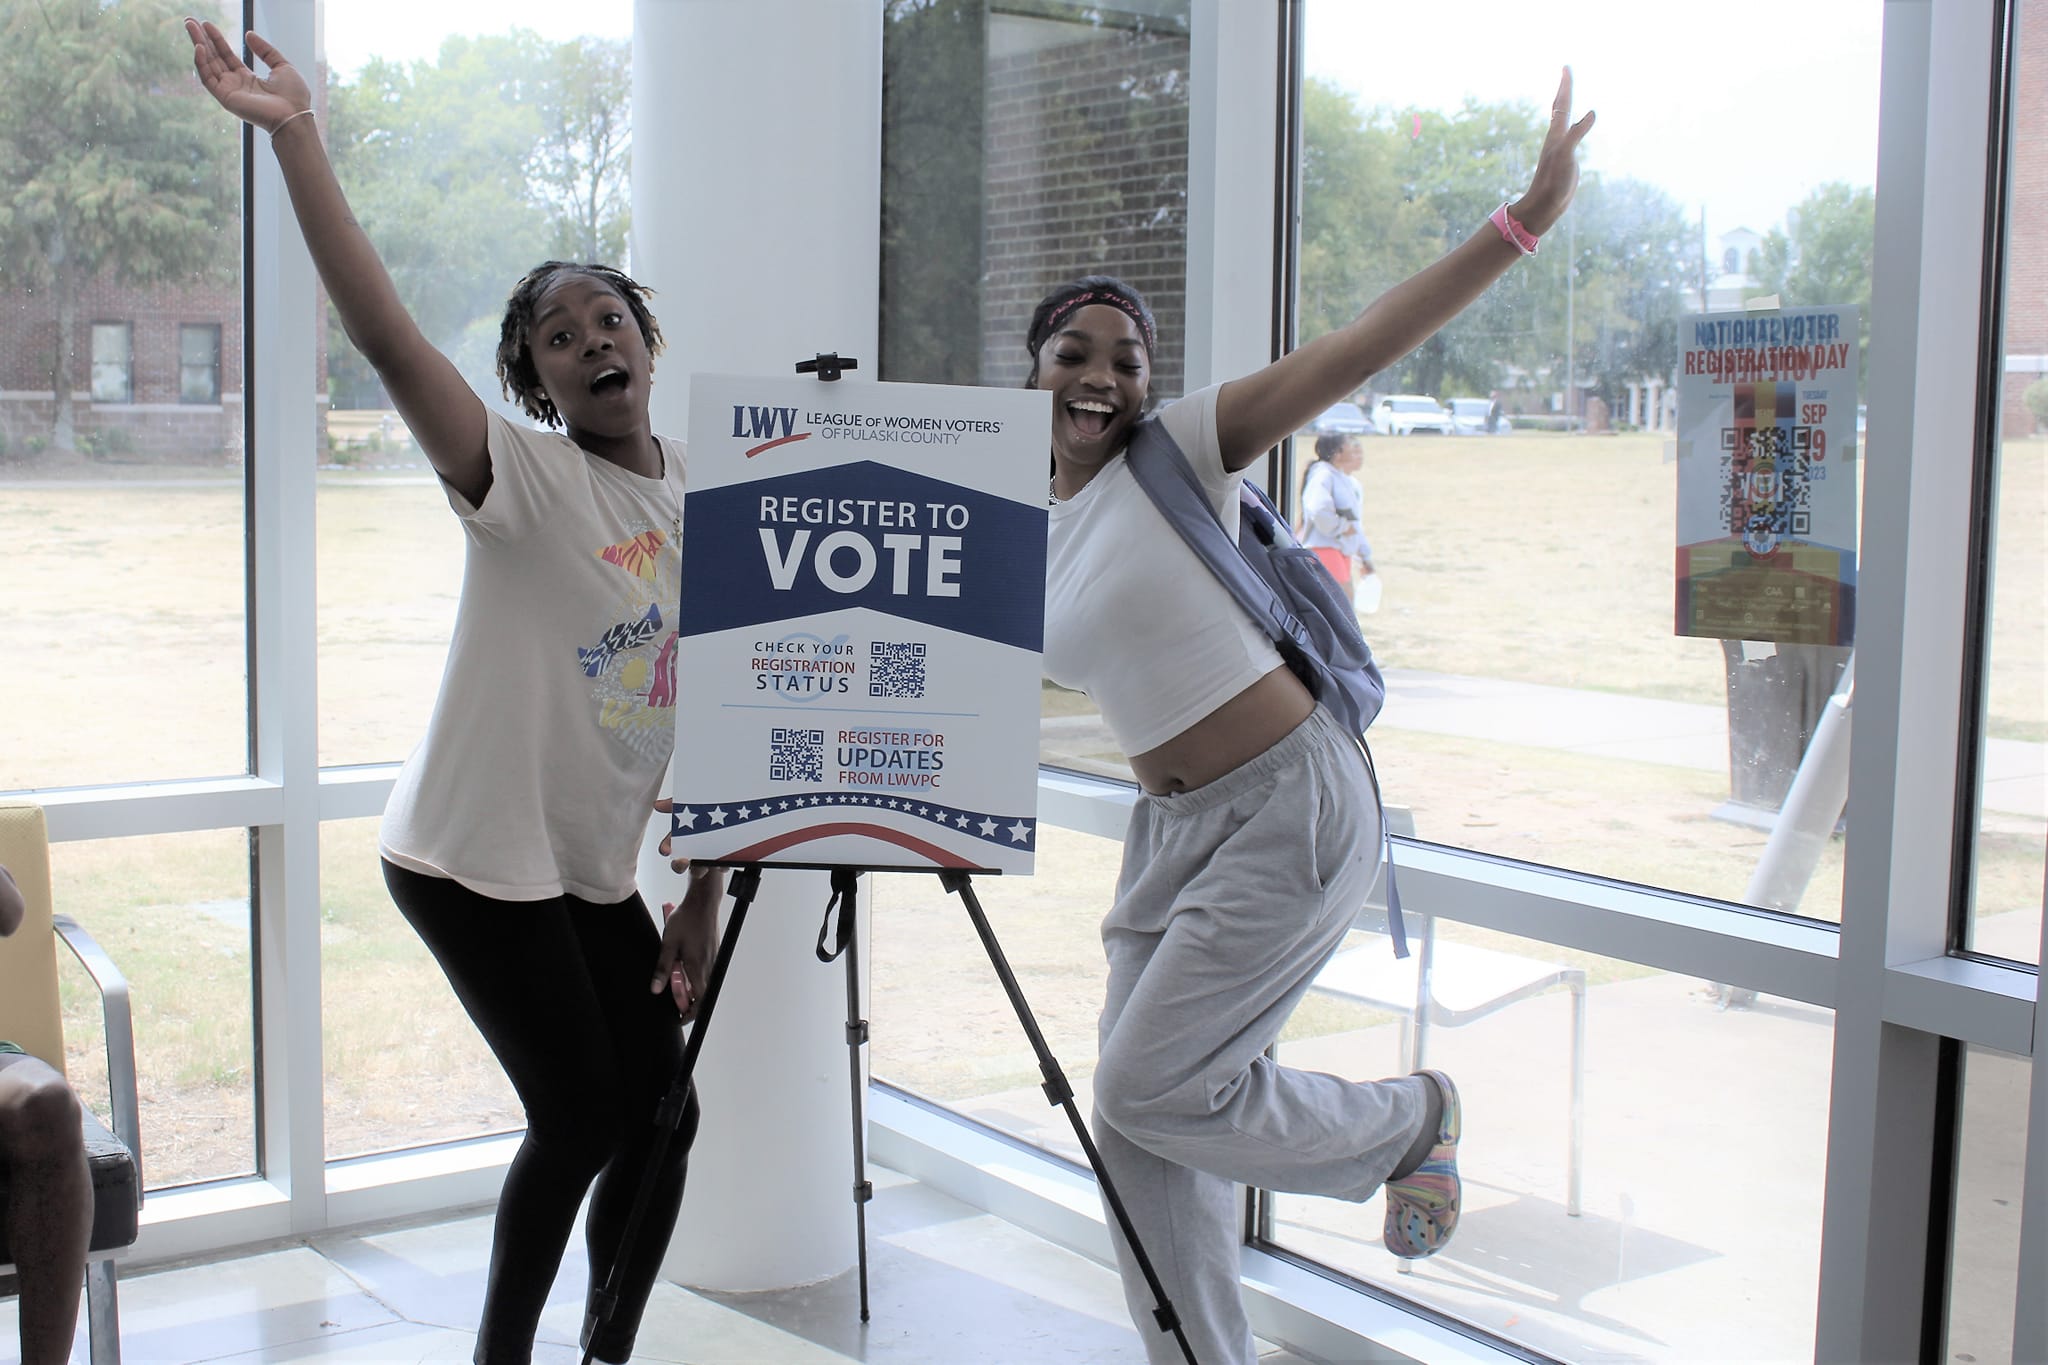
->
xmin=383 ymin=860 xmax=696 ymax=1365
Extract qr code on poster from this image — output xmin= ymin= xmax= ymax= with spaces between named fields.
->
xmin=768 ymin=727 xmax=825 ymax=783
xmin=870 ymin=641 xmax=927 ymax=699
xmin=1717 ymin=424 xmax=1816 ymax=547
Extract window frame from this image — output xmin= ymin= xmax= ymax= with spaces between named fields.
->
xmin=179 ymin=322 xmax=224 ymax=405
xmin=89 ymin=321 xmax=134 ymax=405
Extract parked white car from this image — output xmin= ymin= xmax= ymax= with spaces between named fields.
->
xmin=1309 ymin=400 xmax=1376 ymax=436
xmin=1447 ymin=397 xmax=1505 ymax=435
xmin=1373 ymin=394 xmax=1455 ymax=436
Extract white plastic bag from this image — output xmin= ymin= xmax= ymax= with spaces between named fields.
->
xmin=1353 ymin=571 xmax=1383 ymax=615
xmin=1354 ymin=575 xmax=1381 ymax=615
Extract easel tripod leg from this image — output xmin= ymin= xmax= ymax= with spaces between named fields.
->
xmin=581 ymin=866 xmax=761 ymax=1365
xmin=840 ymin=890 xmax=874 ymax=1322
xmin=937 ymin=870 xmax=1199 ymax=1365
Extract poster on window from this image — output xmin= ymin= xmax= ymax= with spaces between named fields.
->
xmin=1674 ymin=306 xmax=1859 ymax=646
xmin=666 ymin=373 xmax=1050 ymax=874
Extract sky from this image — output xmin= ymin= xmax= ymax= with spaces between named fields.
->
xmin=318 ymin=0 xmax=1884 ymax=250
xmin=317 ymin=0 xmax=632 ymax=79
xmin=1303 ymin=0 xmax=1885 ymax=248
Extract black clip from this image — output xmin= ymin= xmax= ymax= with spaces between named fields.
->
xmin=796 ymin=353 xmax=858 ymax=382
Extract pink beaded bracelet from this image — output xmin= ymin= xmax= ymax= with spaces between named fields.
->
xmin=1489 ymin=202 xmax=1539 ymax=256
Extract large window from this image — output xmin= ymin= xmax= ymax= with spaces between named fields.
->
xmin=1256 ymin=0 xmax=1887 ymax=1353
xmin=311 ymin=1 xmax=634 ymax=1156
xmin=0 ymin=0 xmax=247 ymax=794
xmin=54 ymin=829 xmax=257 ymax=1189
xmin=314 ymin=4 xmax=633 ymax=770
xmin=1291 ymin=2 xmax=1881 ymax=922
xmin=1963 ymin=0 xmax=2046 ymax=964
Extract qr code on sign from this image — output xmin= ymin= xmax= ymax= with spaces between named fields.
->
xmin=769 ymin=728 xmax=825 ymax=783
xmin=1719 ymin=424 xmax=1816 ymax=550
xmin=870 ymin=641 xmax=927 ymax=699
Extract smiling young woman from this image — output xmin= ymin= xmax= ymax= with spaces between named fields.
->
xmin=1027 ymin=71 xmax=1593 ymax=1365
xmin=185 ymin=20 xmax=722 ymax=1365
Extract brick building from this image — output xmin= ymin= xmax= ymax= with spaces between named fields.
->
xmin=0 ymin=274 xmax=244 ymax=464
xmin=977 ymin=18 xmax=1190 ymax=398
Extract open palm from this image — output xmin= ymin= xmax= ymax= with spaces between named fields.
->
xmin=1514 ymin=67 xmax=1597 ymax=237
xmin=184 ymin=20 xmax=311 ymax=133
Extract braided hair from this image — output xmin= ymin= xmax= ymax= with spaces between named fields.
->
xmin=496 ymin=261 xmax=664 ymax=429
xmin=1022 ymin=275 xmax=1157 ymax=389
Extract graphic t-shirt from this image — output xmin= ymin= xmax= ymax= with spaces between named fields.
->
xmin=380 ymin=412 xmax=687 ymax=902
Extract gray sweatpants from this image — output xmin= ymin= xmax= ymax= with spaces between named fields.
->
xmin=1093 ymin=706 xmax=1431 ymax=1365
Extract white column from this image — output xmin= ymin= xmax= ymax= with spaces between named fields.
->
xmin=1817 ymin=0 xmax=1992 ymax=1356
xmin=249 ymin=0 xmax=328 ymax=1234
xmin=637 ymin=832 xmax=870 ymax=1290
xmin=632 ymin=0 xmax=883 ymax=1291
xmin=1184 ymin=0 xmax=1281 ymax=393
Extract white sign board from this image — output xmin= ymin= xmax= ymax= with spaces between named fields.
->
xmin=666 ymin=373 xmax=1051 ymax=873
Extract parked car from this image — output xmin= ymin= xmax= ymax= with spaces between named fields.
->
xmin=1447 ymin=397 xmax=1505 ymax=435
xmin=1309 ymin=400 xmax=1375 ymax=436
xmin=1372 ymin=394 xmax=1455 ymax=436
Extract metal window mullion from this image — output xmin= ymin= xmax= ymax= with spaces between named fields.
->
xmin=1816 ymin=0 xmax=2000 ymax=1358
xmin=247 ymin=0 xmax=328 ymax=1235
xmin=2016 ymin=899 xmax=2047 ymax=1358
xmin=1182 ymin=0 xmax=1280 ymax=397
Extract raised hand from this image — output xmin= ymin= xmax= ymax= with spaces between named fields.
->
xmin=184 ymin=19 xmax=311 ymax=134
xmin=1511 ymin=67 xmax=1596 ymax=238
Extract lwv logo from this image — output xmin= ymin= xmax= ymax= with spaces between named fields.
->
xmin=732 ymin=405 xmax=809 ymax=457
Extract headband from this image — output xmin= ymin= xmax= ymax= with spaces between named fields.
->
xmin=1036 ymin=289 xmax=1155 ymax=355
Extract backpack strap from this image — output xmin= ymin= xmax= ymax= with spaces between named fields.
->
xmin=1123 ymin=422 xmax=1317 ymax=662
xmin=1122 ymin=419 xmax=1407 ymax=958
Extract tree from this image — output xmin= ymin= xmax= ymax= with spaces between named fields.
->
xmin=2024 ymin=377 xmax=2048 ymax=434
xmin=325 ymin=30 xmax=633 ymax=409
xmin=1385 ymin=97 xmax=1552 ymax=398
xmin=531 ymin=37 xmax=632 ymax=265
xmin=0 ymin=0 xmax=239 ymax=450
xmin=1556 ymin=175 xmax=1694 ymax=414
xmin=1753 ymin=181 xmax=1875 ymax=384
xmin=1297 ymin=79 xmax=1434 ymax=349
xmin=880 ymin=0 xmax=988 ymax=385
xmin=1299 ymin=88 xmax=1697 ymax=413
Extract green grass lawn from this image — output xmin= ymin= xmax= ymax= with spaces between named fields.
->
xmin=5 ymin=434 xmax=2042 ymax=1185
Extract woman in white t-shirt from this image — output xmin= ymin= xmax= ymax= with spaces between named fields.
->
xmin=1299 ymin=431 xmax=1375 ymax=593
xmin=1033 ymin=72 xmax=1591 ymax=1365
xmin=188 ymin=24 xmax=718 ymax=1365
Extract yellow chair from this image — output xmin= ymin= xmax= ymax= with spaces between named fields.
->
xmin=0 ymin=802 xmax=142 ymax=1364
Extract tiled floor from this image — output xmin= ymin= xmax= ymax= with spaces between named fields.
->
xmin=7 ymin=1166 xmax=1319 ymax=1364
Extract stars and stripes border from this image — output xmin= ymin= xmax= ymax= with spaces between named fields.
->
xmin=670 ymin=793 xmax=1035 ymax=850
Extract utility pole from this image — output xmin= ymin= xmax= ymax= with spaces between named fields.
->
xmin=1564 ymin=215 xmax=1576 ymax=427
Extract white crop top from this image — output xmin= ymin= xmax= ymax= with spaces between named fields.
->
xmin=1043 ymin=384 xmax=1285 ymax=755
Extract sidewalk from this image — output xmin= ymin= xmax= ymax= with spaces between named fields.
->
xmin=1043 ymin=669 xmax=2045 ymax=821
xmin=1376 ymin=668 xmax=2045 ymax=820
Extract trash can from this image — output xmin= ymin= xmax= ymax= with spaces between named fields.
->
xmin=1718 ymin=640 xmax=1852 ymax=819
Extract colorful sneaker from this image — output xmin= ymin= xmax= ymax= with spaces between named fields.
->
xmin=1383 ymin=1070 xmax=1461 ymax=1259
